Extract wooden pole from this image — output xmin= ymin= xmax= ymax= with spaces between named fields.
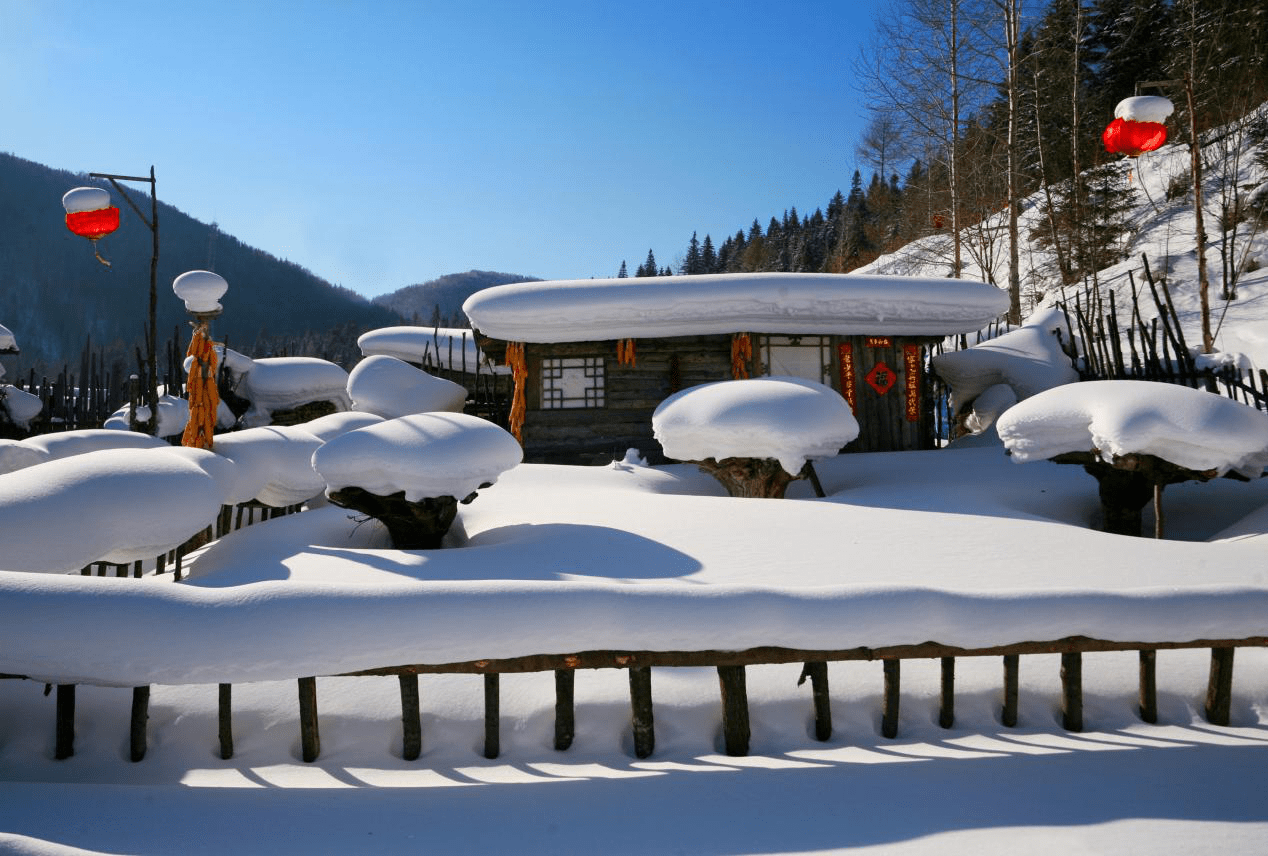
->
xmin=55 ymin=684 xmax=75 ymax=760
xmin=1061 ymin=652 xmax=1083 ymax=732
xmin=218 ymin=683 xmax=233 ymax=760
xmin=1138 ymin=650 xmax=1158 ymax=724
xmin=483 ymin=673 xmax=500 ymax=759
xmin=1002 ymin=654 xmax=1019 ymax=727
xmin=553 ymin=669 xmax=575 ymax=751
xmin=881 ymin=659 xmax=900 ymax=739
xmin=939 ymin=656 xmax=956 ymax=729
xmin=629 ymin=666 xmax=655 ymax=759
xmin=298 ymin=677 xmax=320 ymax=763
xmin=717 ymin=665 xmax=751 ymax=757
xmin=799 ymin=661 xmax=832 ymax=741
xmin=399 ymin=674 xmax=421 ymax=761
xmin=129 ymin=686 xmax=149 ymax=762
xmin=1205 ymin=647 xmax=1234 ymax=726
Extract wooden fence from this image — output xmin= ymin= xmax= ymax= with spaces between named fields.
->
xmin=27 ymin=633 xmax=1265 ymax=764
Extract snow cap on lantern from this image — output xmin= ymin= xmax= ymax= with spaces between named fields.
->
xmin=62 ymin=186 xmax=120 ymax=240
xmin=173 ymin=270 xmax=229 ymax=315
xmin=1103 ymin=95 xmax=1174 ymax=157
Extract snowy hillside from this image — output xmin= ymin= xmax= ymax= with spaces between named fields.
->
xmin=857 ymin=104 xmax=1268 ymax=370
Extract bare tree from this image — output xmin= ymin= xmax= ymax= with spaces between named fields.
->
xmin=856 ymin=0 xmax=995 ymax=279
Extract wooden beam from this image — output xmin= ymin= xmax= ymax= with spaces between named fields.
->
xmin=629 ymin=666 xmax=654 ymax=759
xmin=939 ymin=656 xmax=955 ymax=729
xmin=399 ymin=674 xmax=421 ymax=761
xmin=55 ymin=684 xmax=75 ymax=760
xmin=1205 ymin=647 xmax=1235 ymax=726
xmin=298 ymin=677 xmax=320 ymax=763
xmin=1002 ymin=654 xmax=1019 ymax=728
xmin=1138 ymin=650 xmax=1157 ymax=724
xmin=218 ymin=683 xmax=233 ymax=760
xmin=129 ymin=686 xmax=149 ymax=762
xmin=1061 ymin=652 xmax=1083 ymax=732
xmin=553 ymin=669 xmax=575 ymax=751
xmin=717 ymin=665 xmax=750 ymax=757
xmin=342 ymin=635 xmax=1268 ymax=678
xmin=881 ymin=660 xmax=900 ymax=739
xmin=799 ymin=661 xmax=832 ymax=741
xmin=483 ymin=674 xmax=500 ymax=759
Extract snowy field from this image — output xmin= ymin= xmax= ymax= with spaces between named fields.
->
xmin=1 ymin=438 xmax=1268 ymax=855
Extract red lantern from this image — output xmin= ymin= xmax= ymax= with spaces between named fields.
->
xmin=62 ymin=186 xmax=120 ymax=266
xmin=1103 ymin=95 xmax=1173 ymax=157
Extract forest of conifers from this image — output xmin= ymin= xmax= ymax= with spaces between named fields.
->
xmin=623 ymin=0 xmax=1266 ymax=320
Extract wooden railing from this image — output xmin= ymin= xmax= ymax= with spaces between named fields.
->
xmin=29 ymin=634 xmax=1267 ymax=765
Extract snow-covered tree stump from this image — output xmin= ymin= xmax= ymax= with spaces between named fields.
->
xmin=1053 ymin=451 xmax=1220 ymax=537
xmin=691 ymin=456 xmax=800 ymax=499
xmin=327 ymin=487 xmax=462 ymax=550
xmin=313 ymin=412 xmax=523 ymax=550
xmin=653 ymin=377 xmax=858 ymax=500
xmin=997 ymin=381 xmax=1268 ymax=539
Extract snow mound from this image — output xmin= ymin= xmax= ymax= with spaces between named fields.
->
xmin=22 ymin=428 xmax=169 ymax=460
xmin=224 ymin=355 xmax=351 ymax=428
xmin=0 ymin=439 xmax=47 ymax=475
xmin=0 ymin=447 xmax=234 ymax=572
xmin=0 ymin=322 xmax=18 ymax=353
xmin=211 ymin=425 xmax=325 ymax=507
xmin=299 ymin=410 xmax=384 ymax=442
xmin=312 ymin=412 xmax=522 ymax=502
xmin=653 ymin=377 xmax=860 ymax=476
xmin=996 ymin=380 xmax=1268 ymax=478
xmin=103 ymin=393 xmax=191 ymax=437
xmin=1 ymin=385 xmax=41 ymax=429
xmin=931 ymin=307 xmax=1079 ymax=418
xmin=347 ymin=355 xmax=468 ymax=419
xmin=463 ymin=272 xmax=1009 ymax=342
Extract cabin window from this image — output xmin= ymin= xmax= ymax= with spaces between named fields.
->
xmin=541 ymin=357 xmax=605 ymax=408
xmin=760 ymin=336 xmax=832 ymax=385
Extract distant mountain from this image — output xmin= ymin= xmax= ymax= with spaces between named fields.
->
xmin=373 ymin=270 xmax=541 ymax=327
xmin=0 ymin=152 xmax=403 ymax=374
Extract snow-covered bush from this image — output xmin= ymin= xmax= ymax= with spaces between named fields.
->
xmin=312 ymin=412 xmax=522 ymax=548
xmin=653 ymin=377 xmax=858 ymax=498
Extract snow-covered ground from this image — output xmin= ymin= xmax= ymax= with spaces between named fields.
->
xmin=2 ymin=104 xmax=1268 ymax=856
xmin=1 ymin=434 xmax=1268 ymax=854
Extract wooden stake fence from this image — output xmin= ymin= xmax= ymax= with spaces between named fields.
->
xmin=30 ymin=634 xmax=1265 ymax=764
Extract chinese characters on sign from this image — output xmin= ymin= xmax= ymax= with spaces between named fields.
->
xmin=837 ymin=343 xmax=856 ymax=412
xmin=903 ymin=345 xmax=921 ymax=422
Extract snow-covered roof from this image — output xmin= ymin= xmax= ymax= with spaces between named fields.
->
xmin=653 ymin=377 xmax=860 ymax=476
xmin=996 ymin=380 xmax=1268 ymax=478
xmin=312 ymin=412 xmax=523 ymax=503
xmin=358 ymin=326 xmax=506 ymax=374
xmin=0 ymin=322 xmax=17 ymax=354
xmin=347 ymin=355 xmax=468 ymax=419
xmin=462 ymin=272 xmax=1009 ymax=343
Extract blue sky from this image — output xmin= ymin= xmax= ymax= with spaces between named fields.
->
xmin=3 ymin=0 xmax=881 ymax=297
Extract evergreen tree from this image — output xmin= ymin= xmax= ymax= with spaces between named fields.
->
xmin=701 ymin=234 xmax=717 ymax=273
xmin=636 ymin=249 xmax=658 ymax=277
xmin=617 ymin=260 xmax=628 ymax=278
xmin=682 ymin=231 xmax=703 ymax=275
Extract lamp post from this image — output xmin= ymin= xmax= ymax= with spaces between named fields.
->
xmin=62 ymin=167 xmax=160 ymax=434
xmin=172 ymin=270 xmax=227 ymax=450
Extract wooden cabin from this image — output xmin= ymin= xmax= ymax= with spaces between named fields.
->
xmin=463 ymin=273 xmax=1009 ymax=465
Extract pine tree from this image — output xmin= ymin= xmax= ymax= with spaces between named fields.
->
xmin=617 ymin=260 xmax=628 ymax=278
xmin=682 ymin=232 xmax=702 ymax=275
xmin=636 ymin=249 xmax=658 ymax=277
xmin=701 ymin=234 xmax=717 ymax=273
